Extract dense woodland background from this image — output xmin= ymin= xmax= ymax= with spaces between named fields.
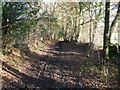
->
xmin=0 ymin=1 xmax=120 ymax=89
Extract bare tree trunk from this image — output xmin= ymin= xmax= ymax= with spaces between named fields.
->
xmin=103 ymin=2 xmax=110 ymax=60
xmin=109 ymin=1 xmax=120 ymax=43
xmin=103 ymin=1 xmax=110 ymax=84
xmin=89 ymin=3 xmax=92 ymax=44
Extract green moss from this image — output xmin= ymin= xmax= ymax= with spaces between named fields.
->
xmin=109 ymin=43 xmax=120 ymax=59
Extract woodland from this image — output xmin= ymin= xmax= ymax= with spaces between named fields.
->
xmin=0 ymin=1 xmax=120 ymax=89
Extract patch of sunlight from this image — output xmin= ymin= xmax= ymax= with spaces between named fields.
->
xmin=7 ymin=56 xmax=28 ymax=67
xmin=0 ymin=52 xmax=3 ymax=57
xmin=32 ymin=41 xmax=48 ymax=52
xmin=12 ymin=51 xmax=21 ymax=57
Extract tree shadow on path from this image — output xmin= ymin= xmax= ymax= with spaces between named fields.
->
xmin=2 ymin=41 xmax=104 ymax=89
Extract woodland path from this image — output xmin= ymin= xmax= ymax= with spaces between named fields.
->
xmin=2 ymin=41 xmax=107 ymax=89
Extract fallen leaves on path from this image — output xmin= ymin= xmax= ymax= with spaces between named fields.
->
xmin=1 ymin=41 xmax=118 ymax=89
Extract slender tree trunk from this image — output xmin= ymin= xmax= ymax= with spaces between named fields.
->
xmin=118 ymin=18 xmax=120 ymax=87
xmin=103 ymin=2 xmax=110 ymax=60
xmin=108 ymin=2 xmax=120 ymax=43
xmin=89 ymin=3 xmax=92 ymax=44
xmin=103 ymin=1 xmax=110 ymax=84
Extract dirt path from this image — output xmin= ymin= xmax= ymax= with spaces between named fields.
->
xmin=2 ymin=41 xmax=110 ymax=89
